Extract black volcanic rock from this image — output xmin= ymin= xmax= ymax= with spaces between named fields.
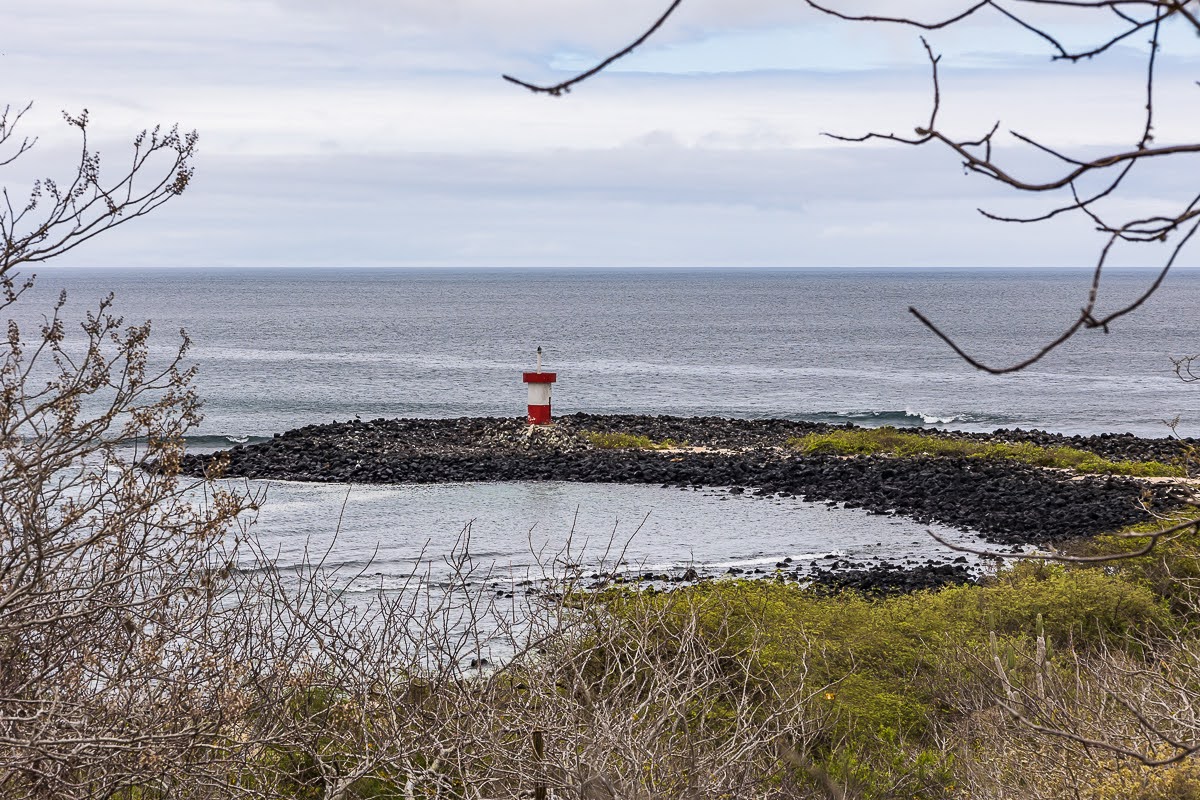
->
xmin=178 ymin=414 xmax=1190 ymax=590
xmin=807 ymin=562 xmax=979 ymax=596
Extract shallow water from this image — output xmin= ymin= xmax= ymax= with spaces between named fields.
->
xmin=234 ymin=479 xmax=993 ymax=592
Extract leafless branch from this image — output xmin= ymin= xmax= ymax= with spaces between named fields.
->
xmin=502 ymin=0 xmax=685 ymax=96
xmin=930 ymin=513 xmax=1200 ymax=562
xmin=0 ymin=107 xmax=197 ymax=276
xmin=503 ymin=0 xmax=1200 ymax=373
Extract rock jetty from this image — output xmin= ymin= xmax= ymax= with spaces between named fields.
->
xmin=180 ymin=413 xmax=1194 ymax=593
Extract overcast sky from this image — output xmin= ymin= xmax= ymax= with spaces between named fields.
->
xmin=4 ymin=0 xmax=1197 ymax=268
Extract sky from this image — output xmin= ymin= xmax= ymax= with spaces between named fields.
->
xmin=3 ymin=0 xmax=1198 ymax=268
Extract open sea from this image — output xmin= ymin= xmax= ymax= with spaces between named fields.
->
xmin=12 ymin=267 xmax=1200 ymax=588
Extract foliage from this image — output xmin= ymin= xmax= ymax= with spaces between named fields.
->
xmin=789 ymin=426 xmax=1183 ymax=477
xmin=1080 ymin=509 xmax=1200 ymax=615
xmin=597 ymin=563 xmax=1171 ymax=799
xmin=1085 ymin=756 xmax=1200 ymax=800
xmin=582 ymin=429 xmax=687 ymax=449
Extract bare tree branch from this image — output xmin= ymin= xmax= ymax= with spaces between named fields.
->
xmin=930 ymin=514 xmax=1200 ymax=562
xmin=502 ymin=0 xmax=685 ymax=96
xmin=502 ymin=0 xmax=1200 ymax=373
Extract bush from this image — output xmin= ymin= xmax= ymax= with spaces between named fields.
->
xmin=582 ymin=430 xmax=686 ymax=449
xmin=1085 ymin=510 xmax=1200 ymax=613
xmin=788 ymin=427 xmax=1182 ymax=477
xmin=596 ymin=564 xmax=1172 ymax=799
xmin=1086 ymin=756 xmax=1200 ymax=800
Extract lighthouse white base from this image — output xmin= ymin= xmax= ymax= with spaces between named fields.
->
xmin=527 ymin=383 xmax=552 ymax=423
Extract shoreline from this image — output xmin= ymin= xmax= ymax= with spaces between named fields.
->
xmin=181 ymin=413 xmax=1195 ymax=593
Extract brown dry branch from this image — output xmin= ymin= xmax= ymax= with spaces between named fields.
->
xmin=1174 ymin=352 xmax=1200 ymax=383
xmin=1 ymin=111 xmax=195 ymax=274
xmin=923 ymin=612 xmax=1200 ymax=797
xmin=987 ymin=625 xmax=1200 ymax=768
xmin=502 ymin=0 xmax=685 ymax=96
xmin=930 ymin=514 xmax=1200 ymax=563
xmin=192 ymin=534 xmax=832 ymax=800
xmin=0 ymin=113 xmax=267 ymax=800
xmin=494 ymin=585 xmax=828 ymax=799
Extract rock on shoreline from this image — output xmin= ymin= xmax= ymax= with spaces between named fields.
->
xmin=180 ymin=413 xmax=1191 ymax=592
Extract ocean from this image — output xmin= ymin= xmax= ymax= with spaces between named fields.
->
xmin=10 ymin=266 xmax=1199 ymax=586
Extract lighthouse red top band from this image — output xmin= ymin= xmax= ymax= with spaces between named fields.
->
xmin=522 ymin=372 xmax=557 ymax=384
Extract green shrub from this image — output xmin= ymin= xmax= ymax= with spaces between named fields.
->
xmin=822 ymin=738 xmax=958 ymax=800
xmin=605 ymin=564 xmax=1166 ymax=696
xmin=582 ymin=430 xmax=686 ymax=449
xmin=596 ymin=564 xmax=1171 ymax=799
xmin=1085 ymin=509 xmax=1200 ymax=613
xmin=936 ymin=561 xmax=1172 ymax=645
xmin=1086 ymin=756 xmax=1200 ymax=800
xmin=788 ymin=427 xmax=953 ymax=457
xmin=787 ymin=427 xmax=1183 ymax=476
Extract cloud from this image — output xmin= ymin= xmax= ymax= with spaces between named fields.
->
xmin=4 ymin=0 xmax=1195 ymax=270
xmin=43 ymin=134 xmax=1166 ymax=271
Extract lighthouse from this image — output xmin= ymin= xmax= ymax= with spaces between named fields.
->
xmin=522 ymin=346 xmax=557 ymax=425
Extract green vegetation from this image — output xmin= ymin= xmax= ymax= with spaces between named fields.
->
xmin=187 ymin=558 xmax=1183 ymax=800
xmin=1074 ymin=508 xmax=1200 ymax=612
xmin=595 ymin=561 xmax=1178 ymax=799
xmin=32 ymin=525 xmax=1200 ymax=799
xmin=604 ymin=563 xmax=1168 ymax=724
xmin=788 ymin=426 xmax=1184 ymax=477
xmin=582 ymin=430 xmax=688 ymax=450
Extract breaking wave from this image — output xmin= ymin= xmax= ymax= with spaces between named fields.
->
xmin=183 ymin=434 xmax=273 ymax=449
xmin=796 ymin=409 xmax=1015 ymax=429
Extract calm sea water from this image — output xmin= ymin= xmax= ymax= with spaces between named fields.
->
xmin=11 ymin=267 xmax=1199 ymax=583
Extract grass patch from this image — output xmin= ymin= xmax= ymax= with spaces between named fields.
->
xmin=788 ymin=426 xmax=1183 ymax=477
xmin=582 ymin=430 xmax=687 ymax=450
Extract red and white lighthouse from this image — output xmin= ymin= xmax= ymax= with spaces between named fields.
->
xmin=522 ymin=346 xmax=556 ymax=425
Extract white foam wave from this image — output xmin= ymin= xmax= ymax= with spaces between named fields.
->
xmin=904 ymin=408 xmax=965 ymax=425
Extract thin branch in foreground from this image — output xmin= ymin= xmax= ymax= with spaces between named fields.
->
xmin=999 ymin=699 xmax=1200 ymax=767
xmin=928 ymin=515 xmax=1200 ymax=563
xmin=910 ymin=215 xmax=1200 ymax=374
xmin=500 ymin=1 xmax=1200 ymax=377
xmin=1172 ymin=353 xmax=1200 ymax=383
xmin=502 ymin=0 xmax=684 ymax=96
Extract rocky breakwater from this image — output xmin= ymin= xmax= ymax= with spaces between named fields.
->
xmin=179 ymin=414 xmax=1190 ymax=592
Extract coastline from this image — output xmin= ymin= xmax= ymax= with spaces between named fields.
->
xmin=180 ymin=414 xmax=1194 ymax=593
